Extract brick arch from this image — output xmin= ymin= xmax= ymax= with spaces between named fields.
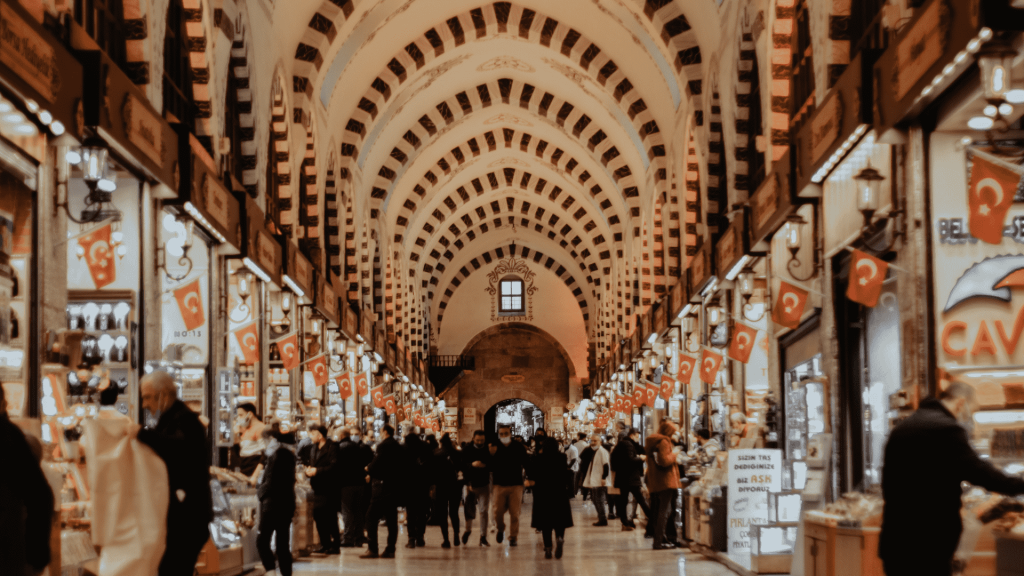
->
xmin=304 ymin=2 xmax=667 ymax=189
xmin=683 ymin=118 xmax=703 ymax=266
xmin=298 ymin=114 xmax=322 ymax=266
xmin=706 ymin=80 xmax=727 ymax=241
xmin=768 ymin=0 xmax=794 ymax=162
xmin=227 ymin=10 xmax=260 ymax=199
xmin=733 ymin=18 xmax=759 ymax=196
xmin=267 ymin=74 xmax=295 ymax=236
xmin=325 ymin=151 xmax=341 ymax=277
xmin=403 ymin=163 xmax=614 ymax=266
xmin=459 ymin=323 xmax=578 ymax=383
xmin=366 ymin=77 xmax=643 ymax=217
xmin=419 ymin=214 xmax=602 ymax=295
xmin=633 ymin=0 xmax=705 ymax=124
xmin=389 ymin=123 xmax=633 ymax=246
xmin=431 ymin=244 xmax=592 ymax=332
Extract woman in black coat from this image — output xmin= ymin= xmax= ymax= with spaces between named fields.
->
xmin=527 ymin=437 xmax=574 ymax=559
xmin=429 ymin=434 xmax=464 ymax=547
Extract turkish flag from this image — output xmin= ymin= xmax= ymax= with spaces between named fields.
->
xmin=677 ymin=353 xmax=697 ymax=384
xmin=306 ymin=354 xmax=329 ymax=386
xmin=355 ymin=373 xmax=369 ymax=396
xmin=621 ymin=394 xmax=633 ymax=413
xmin=660 ymin=374 xmax=674 ymax=401
xmin=700 ymin=348 xmax=723 ymax=384
xmin=413 ymin=411 xmax=423 ymax=427
xmin=847 ymin=249 xmax=889 ymax=307
xmin=337 ymin=373 xmax=352 ymax=399
xmin=173 ymin=278 xmax=205 ymax=331
xmin=384 ymin=394 xmax=396 ymax=415
xmin=275 ymin=332 xmax=300 ymax=371
xmin=645 ymin=382 xmax=658 ymax=408
xmin=371 ymin=386 xmax=385 ymax=408
xmin=632 ymin=386 xmax=645 ymax=407
xmin=78 ymin=224 xmax=116 ymax=288
xmin=431 ymin=419 xmax=440 ymax=432
xmin=400 ymin=404 xmax=411 ymax=422
xmin=968 ymin=152 xmax=1019 ymax=244
xmin=232 ymin=321 xmax=259 ymax=365
xmin=728 ymin=322 xmax=760 ymax=364
xmin=772 ymin=280 xmax=809 ymax=329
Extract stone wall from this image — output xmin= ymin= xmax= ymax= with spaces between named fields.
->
xmin=447 ymin=324 xmax=570 ymax=442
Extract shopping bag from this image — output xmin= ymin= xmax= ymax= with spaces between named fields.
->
xmin=82 ymin=418 xmax=169 ymax=576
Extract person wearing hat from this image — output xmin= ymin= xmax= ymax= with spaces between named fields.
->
xmin=306 ymin=423 xmax=342 ymax=554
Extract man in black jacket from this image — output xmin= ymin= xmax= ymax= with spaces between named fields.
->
xmin=136 ymin=371 xmax=212 ymax=576
xmin=403 ymin=430 xmax=434 ymax=548
xmin=611 ymin=427 xmax=652 ymax=533
xmin=880 ymin=382 xmax=1024 ymax=576
xmin=362 ymin=425 xmax=403 ymax=559
xmin=305 ymin=424 xmax=341 ymax=554
xmin=337 ymin=428 xmax=373 ymax=547
xmin=255 ymin=425 xmax=296 ymax=576
xmin=490 ymin=424 xmax=529 ymax=546
xmin=0 ymin=382 xmax=53 ymax=576
xmin=462 ymin=430 xmax=492 ymax=546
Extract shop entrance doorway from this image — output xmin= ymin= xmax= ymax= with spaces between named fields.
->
xmin=484 ymin=398 xmax=544 ymax=440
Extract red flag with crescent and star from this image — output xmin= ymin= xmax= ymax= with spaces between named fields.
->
xmin=371 ymin=385 xmax=385 ymax=408
xmin=173 ymin=278 xmax=205 ymax=331
xmin=968 ymin=152 xmax=1020 ymax=244
xmin=401 ymin=404 xmax=411 ymax=422
xmin=431 ymin=419 xmax=440 ymax=432
xmin=79 ymin=223 xmax=116 ymax=288
xmin=306 ymin=354 xmax=329 ymax=386
xmin=846 ymin=249 xmax=889 ymax=308
xmin=413 ymin=411 xmax=423 ymax=427
xmin=728 ymin=322 xmax=760 ymax=364
xmin=700 ymin=348 xmax=724 ymax=384
xmin=612 ymin=395 xmax=623 ymax=413
xmin=632 ymin=386 xmax=645 ymax=408
xmin=621 ymin=393 xmax=633 ymax=413
xmin=677 ymin=353 xmax=697 ymax=385
xmin=355 ymin=373 xmax=369 ymax=396
xmin=772 ymin=280 xmax=809 ymax=330
xmin=645 ymin=381 xmax=658 ymax=408
xmin=660 ymin=373 xmax=674 ymax=401
xmin=337 ymin=373 xmax=352 ymax=399
xmin=275 ymin=332 xmax=301 ymax=371
xmin=384 ymin=394 xmax=396 ymax=415
xmin=232 ymin=321 xmax=259 ymax=365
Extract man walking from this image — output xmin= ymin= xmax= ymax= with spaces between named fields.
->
xmin=490 ymin=424 xmax=528 ymax=546
xmin=582 ymin=433 xmax=611 ymax=526
xmin=337 ymin=428 xmax=373 ymax=547
xmin=573 ymin=432 xmax=590 ymax=497
xmin=880 ymin=382 xmax=1024 ymax=576
xmin=136 ymin=371 xmax=212 ymax=576
xmin=403 ymin=430 xmax=433 ymax=548
xmin=362 ymin=425 xmax=403 ymax=559
xmin=645 ymin=420 xmax=682 ymax=550
xmin=255 ymin=424 xmax=296 ymax=576
xmin=611 ymin=427 xmax=652 ymax=533
xmin=462 ymin=430 xmax=492 ymax=546
xmin=305 ymin=424 xmax=341 ymax=554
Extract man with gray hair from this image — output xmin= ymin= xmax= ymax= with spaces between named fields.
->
xmin=135 ymin=371 xmax=212 ymax=576
xmin=879 ymin=382 xmax=1024 ymax=576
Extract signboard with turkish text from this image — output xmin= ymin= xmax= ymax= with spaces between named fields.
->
xmin=727 ymin=449 xmax=783 ymax=569
xmin=932 ymin=136 xmax=1024 ymax=397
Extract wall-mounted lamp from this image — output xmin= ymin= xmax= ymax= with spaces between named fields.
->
xmin=782 ymin=214 xmax=818 ymax=282
xmin=737 ymin=269 xmax=766 ymax=321
xmin=59 ymin=137 xmax=120 ymax=224
xmin=854 ymin=163 xmax=903 ymax=253
xmin=681 ymin=314 xmax=700 ymax=353
xmin=970 ymin=37 xmax=1016 ymax=131
xmin=157 ymin=216 xmax=195 ymax=282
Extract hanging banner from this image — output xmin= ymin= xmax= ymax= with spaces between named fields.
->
xmin=232 ymin=321 xmax=259 ymax=365
xmin=967 ymin=151 xmax=1020 ymax=245
xmin=371 ymin=385 xmax=384 ymax=408
xmin=337 ymin=373 xmax=352 ymax=399
xmin=727 ymin=322 xmax=760 ymax=364
xmin=355 ymin=373 xmax=369 ymax=396
xmin=699 ymin=348 xmax=723 ymax=384
xmin=79 ymin=223 xmax=116 ymax=289
xmin=172 ymin=278 xmax=205 ymax=331
xmin=727 ymin=449 xmax=783 ymax=569
xmin=771 ymin=280 xmax=808 ymax=329
xmin=632 ymin=385 xmax=645 ymax=408
xmin=677 ymin=353 xmax=697 ymax=385
xmin=383 ymin=394 xmax=396 ymax=415
xmin=846 ymin=249 xmax=889 ymax=308
xmin=274 ymin=332 xmax=300 ymax=371
xmin=659 ymin=374 xmax=674 ymax=401
xmin=305 ymin=354 xmax=329 ymax=387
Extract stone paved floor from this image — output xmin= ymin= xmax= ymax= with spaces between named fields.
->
xmin=288 ymin=495 xmax=742 ymax=575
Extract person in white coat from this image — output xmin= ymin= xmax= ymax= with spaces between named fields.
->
xmin=581 ymin=434 xmax=611 ymax=526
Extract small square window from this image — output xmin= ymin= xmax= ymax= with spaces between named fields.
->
xmin=499 ymin=278 xmax=525 ymax=314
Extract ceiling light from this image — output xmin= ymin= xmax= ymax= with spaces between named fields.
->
xmin=984 ymin=104 xmax=998 ymax=117
xmin=65 ymin=150 xmax=82 ymax=165
xmin=1006 ymin=89 xmax=1024 ymax=103
xmin=999 ymin=103 xmax=1014 ymax=116
xmin=968 ymin=116 xmax=995 ymax=130
xmin=50 ymin=121 xmax=64 ymax=136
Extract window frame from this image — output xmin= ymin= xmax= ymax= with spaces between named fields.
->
xmin=498 ymin=276 xmax=525 ymax=315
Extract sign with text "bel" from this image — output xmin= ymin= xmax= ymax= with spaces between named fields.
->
xmin=727 ymin=449 xmax=782 ymax=570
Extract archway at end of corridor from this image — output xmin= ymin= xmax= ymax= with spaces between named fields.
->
xmin=483 ymin=398 xmax=544 ymax=442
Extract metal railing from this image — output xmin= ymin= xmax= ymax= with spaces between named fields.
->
xmin=428 ymin=355 xmax=475 ymax=370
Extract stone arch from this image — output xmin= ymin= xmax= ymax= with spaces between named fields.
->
xmin=635 ymin=0 xmax=705 ymax=117
xmin=325 ymin=151 xmax=342 ymax=276
xmin=460 ymin=322 xmax=577 ymax=381
xmin=684 ymin=119 xmax=703 ymax=267
xmin=733 ymin=15 xmax=759 ymax=196
xmin=267 ymin=73 xmax=294 ymax=235
xmin=227 ymin=8 xmax=259 ymax=199
xmin=706 ymin=78 xmax=727 ymax=241
xmin=298 ymin=113 xmax=321 ymax=265
xmin=769 ymin=0 xmax=795 ymax=161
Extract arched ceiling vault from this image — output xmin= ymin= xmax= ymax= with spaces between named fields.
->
xmin=284 ymin=0 xmax=713 ymax=347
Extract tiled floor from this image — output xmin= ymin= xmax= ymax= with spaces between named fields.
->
xmin=287 ymin=496 xmax=741 ymax=575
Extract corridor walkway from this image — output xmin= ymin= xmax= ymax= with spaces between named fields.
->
xmin=290 ymin=496 xmax=741 ymax=575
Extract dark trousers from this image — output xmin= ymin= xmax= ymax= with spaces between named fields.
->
xmin=618 ymin=485 xmax=652 ymax=528
xmin=158 ymin=511 xmax=209 ymax=576
xmin=650 ymin=489 xmax=676 ymax=547
xmin=340 ymin=485 xmax=368 ymax=545
xmin=312 ymin=496 xmax=341 ymax=550
xmin=405 ymin=489 xmax=429 ymax=542
xmin=590 ymin=486 xmax=608 ymax=522
xmin=437 ymin=488 xmax=461 ymax=542
xmin=883 ymin=558 xmax=953 ymax=576
xmin=541 ymin=527 xmax=566 ymax=548
xmin=256 ymin=507 xmax=293 ymax=576
xmin=365 ymin=484 xmax=398 ymax=553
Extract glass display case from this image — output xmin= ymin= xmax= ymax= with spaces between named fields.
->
xmin=784 ymin=360 xmax=825 ymax=462
xmin=66 ymin=290 xmax=136 ymax=417
xmin=749 ymin=522 xmax=799 ymax=574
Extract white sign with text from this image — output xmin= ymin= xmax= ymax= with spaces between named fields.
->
xmin=727 ymin=449 xmax=782 ymax=569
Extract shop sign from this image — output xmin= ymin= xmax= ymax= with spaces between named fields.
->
xmin=315 ymin=273 xmax=339 ymax=326
xmin=176 ymin=130 xmax=241 ymax=249
xmin=689 ymin=242 xmax=713 ymax=301
xmin=747 ymin=154 xmax=794 ymax=251
xmin=715 ymin=217 xmax=747 ymax=279
xmin=810 ymin=93 xmax=842 ymax=165
xmin=0 ymin=2 xmax=60 ymax=102
xmin=345 ymin=305 xmax=359 ymax=340
xmin=360 ymin=309 xmax=373 ymax=344
xmin=727 ymin=449 xmax=782 ymax=569
xmin=653 ymin=301 xmax=667 ymax=335
xmin=257 ymin=232 xmax=277 ymax=274
xmin=463 ymin=407 xmax=477 ymax=425
xmin=122 ymin=93 xmax=164 ymax=166
xmin=669 ymin=279 xmax=685 ymax=320
xmin=893 ymin=0 xmax=949 ymax=102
